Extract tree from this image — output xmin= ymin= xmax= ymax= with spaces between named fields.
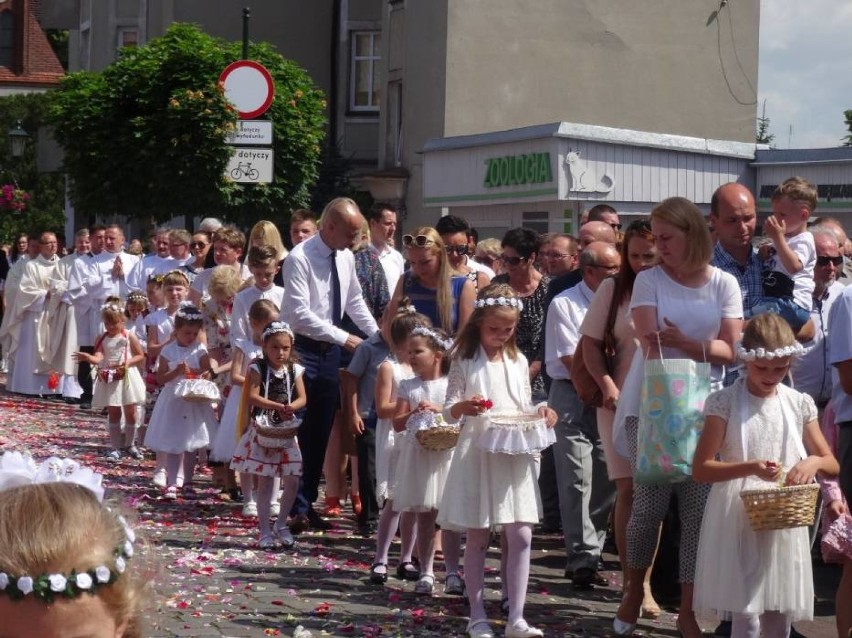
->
xmin=48 ymin=23 xmax=327 ymax=228
xmin=843 ymin=110 xmax=852 ymax=147
xmin=756 ymin=100 xmax=775 ymax=146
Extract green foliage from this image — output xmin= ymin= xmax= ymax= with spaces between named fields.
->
xmin=45 ymin=29 xmax=69 ymax=71
xmin=843 ymin=110 xmax=852 ymax=147
xmin=756 ymin=114 xmax=774 ymax=146
xmin=0 ymin=93 xmax=65 ymax=244
xmin=48 ymin=23 xmax=327 ymax=228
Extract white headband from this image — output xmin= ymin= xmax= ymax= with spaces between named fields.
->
xmin=175 ymin=303 xmax=202 ymax=321
xmin=262 ymin=321 xmax=294 ymax=342
xmin=473 ymin=296 xmax=524 ymax=312
xmin=411 ymin=325 xmax=453 ymax=350
xmin=100 ymin=302 xmax=123 ymax=314
xmin=736 ymin=342 xmax=804 ymax=361
xmin=0 ymin=452 xmax=135 ymax=602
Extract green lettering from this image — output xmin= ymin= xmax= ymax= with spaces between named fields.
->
xmin=488 ymin=159 xmax=500 ymax=187
xmin=538 ymin=153 xmax=552 ymax=183
xmin=483 ymin=159 xmax=492 ymax=187
xmin=514 ymin=157 xmax=526 ymax=184
xmin=526 ymin=155 xmax=537 ymax=183
xmin=499 ymin=157 xmax=510 ymax=186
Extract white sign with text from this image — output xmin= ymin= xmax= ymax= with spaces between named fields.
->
xmin=226 ymin=120 xmax=273 ymax=146
xmin=226 ymin=147 xmax=274 ymax=183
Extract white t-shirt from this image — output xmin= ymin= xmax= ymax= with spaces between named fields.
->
xmin=544 ymin=280 xmax=593 ymax=380
xmin=828 ymin=285 xmax=852 ymax=422
xmin=630 ymin=265 xmax=743 ymax=384
xmin=763 ymin=231 xmax=816 ymax=311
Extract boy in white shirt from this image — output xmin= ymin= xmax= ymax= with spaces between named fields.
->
xmin=230 ymin=245 xmax=285 ymax=346
xmin=754 ymin=176 xmax=817 ymax=332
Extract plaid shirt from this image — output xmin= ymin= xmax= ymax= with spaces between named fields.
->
xmin=712 ymin=242 xmax=762 ymax=386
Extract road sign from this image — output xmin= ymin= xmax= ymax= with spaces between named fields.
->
xmin=226 ymin=147 xmax=274 ymax=183
xmin=225 ymin=120 xmax=273 ymax=145
xmin=219 ymin=60 xmax=275 ymax=119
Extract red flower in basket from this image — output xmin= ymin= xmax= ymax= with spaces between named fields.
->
xmin=475 ymin=397 xmax=493 ymax=410
xmin=184 ymin=371 xmax=199 ymax=380
xmin=47 ymin=371 xmax=60 ymax=390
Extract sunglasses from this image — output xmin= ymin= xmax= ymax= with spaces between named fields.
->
xmin=475 ymin=255 xmax=495 ymax=267
xmin=542 ymin=251 xmax=576 ymax=260
xmin=816 ymin=255 xmax=844 ymax=267
xmin=498 ymin=254 xmax=529 ymax=266
xmin=609 ymin=223 xmax=623 ymax=231
xmin=402 ymin=234 xmax=434 ymax=248
xmin=190 ymin=242 xmax=209 ymax=249
xmin=445 ymin=245 xmax=469 ymax=256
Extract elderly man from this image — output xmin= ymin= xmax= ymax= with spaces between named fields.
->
xmin=547 ymin=221 xmax=617 ymax=299
xmin=189 ymin=226 xmax=249 ymax=304
xmin=127 ymin=226 xmax=171 ymax=291
xmin=366 ymin=202 xmax=404 ymax=294
xmin=281 ymin=197 xmax=379 ymax=531
xmin=0 ymin=232 xmax=67 ymax=396
xmin=813 ymin=217 xmax=852 ymax=286
xmin=541 ymin=234 xmax=579 ymax=278
xmin=545 ymin=241 xmax=620 ymax=589
xmin=793 ymin=227 xmax=845 ymax=408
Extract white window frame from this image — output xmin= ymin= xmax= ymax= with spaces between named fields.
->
xmin=349 ymin=30 xmax=381 ymax=113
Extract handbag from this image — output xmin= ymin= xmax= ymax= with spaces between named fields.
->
xmin=571 ymin=284 xmax=619 ymax=408
xmin=635 ymin=336 xmax=710 ymax=485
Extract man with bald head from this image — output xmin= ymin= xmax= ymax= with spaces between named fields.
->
xmin=545 ymin=241 xmax=620 ymax=588
xmin=813 ymin=217 xmax=852 ymax=286
xmin=281 ymin=197 xmax=379 ymax=531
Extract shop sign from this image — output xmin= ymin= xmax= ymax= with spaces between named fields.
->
xmin=759 ymin=183 xmax=852 ymax=200
xmin=483 ymin=152 xmax=552 ymax=188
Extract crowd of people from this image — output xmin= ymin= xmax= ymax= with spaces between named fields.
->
xmin=0 ymin=180 xmax=851 ymax=638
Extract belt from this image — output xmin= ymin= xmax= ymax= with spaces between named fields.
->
xmin=295 ymin=335 xmax=336 ymax=354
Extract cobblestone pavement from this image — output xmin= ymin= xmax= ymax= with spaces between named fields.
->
xmin=0 ymin=390 xmax=840 ymax=637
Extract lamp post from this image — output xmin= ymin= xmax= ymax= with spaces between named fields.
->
xmin=8 ymin=120 xmax=28 ymax=159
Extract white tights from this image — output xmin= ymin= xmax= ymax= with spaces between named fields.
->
xmin=465 ymin=523 xmax=532 ymax=626
xmin=732 ymin=612 xmax=791 ymax=638
xmin=374 ymin=502 xmax=416 ymax=566
xmin=256 ymin=474 xmax=299 ymax=537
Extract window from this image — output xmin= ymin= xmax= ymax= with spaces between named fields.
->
xmin=117 ymin=28 xmax=139 ymax=50
xmin=349 ymin=31 xmax=381 ymax=112
xmin=0 ymin=11 xmax=14 ymax=68
xmin=522 ymin=211 xmax=550 ymax=235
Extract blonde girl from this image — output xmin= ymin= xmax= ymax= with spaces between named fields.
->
xmin=440 ymin=283 xmax=557 ymax=638
xmin=692 ymin=313 xmax=838 ymax=638
xmin=74 ymin=299 xmax=146 ymax=462
xmin=231 ymin=321 xmax=307 ymax=549
xmin=0 ymin=453 xmax=149 ymax=638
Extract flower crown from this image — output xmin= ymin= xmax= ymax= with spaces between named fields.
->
xmin=100 ymin=302 xmax=123 ymax=314
xmin=164 ymin=269 xmax=191 ymax=284
xmin=736 ymin=342 xmax=805 ymax=361
xmin=126 ymin=292 xmax=148 ymax=305
xmin=411 ymin=325 xmax=453 ymax=351
xmin=0 ymin=452 xmax=135 ymax=602
xmin=262 ymin=321 xmax=294 ymax=342
xmin=473 ymin=296 xmax=524 ymax=312
xmin=175 ymin=303 xmax=202 ymax=321
xmin=398 ymin=303 xmax=417 ymax=315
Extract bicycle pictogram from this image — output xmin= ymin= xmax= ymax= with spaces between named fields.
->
xmin=230 ymin=162 xmax=260 ymax=181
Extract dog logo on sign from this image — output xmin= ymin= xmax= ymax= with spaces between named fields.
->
xmin=565 ymin=150 xmax=615 ymax=193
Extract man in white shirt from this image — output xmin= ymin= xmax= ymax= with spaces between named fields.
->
xmin=127 ymin=226 xmax=171 ymax=291
xmin=828 ymin=278 xmax=852 ymax=503
xmin=792 ymin=227 xmax=845 ymax=408
xmin=366 ymin=202 xmax=404 ymax=294
xmin=188 ymin=226 xmax=249 ymax=305
xmin=545 ymin=241 xmax=620 ymax=589
xmin=281 ymin=197 xmax=379 ymax=531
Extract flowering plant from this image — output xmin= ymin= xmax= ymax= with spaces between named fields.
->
xmin=0 ymin=184 xmax=29 ymax=212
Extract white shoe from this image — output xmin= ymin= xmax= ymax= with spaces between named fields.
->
xmin=270 ymin=502 xmax=280 ymax=517
xmin=505 ymin=620 xmax=544 ymax=638
xmin=466 ymin=620 xmax=494 ymax=638
xmin=242 ymin=501 xmax=258 ymax=517
xmin=152 ymin=469 xmax=166 ymax=487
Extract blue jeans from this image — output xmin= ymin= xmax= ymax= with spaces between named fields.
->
xmin=751 ymin=297 xmax=810 ymax=332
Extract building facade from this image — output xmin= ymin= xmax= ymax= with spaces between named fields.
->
xmin=0 ymin=0 xmax=63 ymax=96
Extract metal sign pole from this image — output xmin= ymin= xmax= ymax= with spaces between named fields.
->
xmin=242 ymin=7 xmax=251 ymax=60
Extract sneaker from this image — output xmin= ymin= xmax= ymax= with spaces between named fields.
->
xmin=444 ymin=572 xmax=465 ymax=596
xmin=163 ymin=486 xmax=178 ymax=500
xmin=414 ymin=574 xmax=435 ymax=595
xmin=270 ymin=502 xmax=280 ymax=518
xmin=242 ymin=501 xmax=258 ymax=517
xmin=275 ymin=525 xmax=295 ymax=549
xmin=104 ymin=449 xmax=122 ymax=462
xmin=152 ymin=469 xmax=167 ymax=488
xmin=126 ymin=446 xmax=144 ymax=460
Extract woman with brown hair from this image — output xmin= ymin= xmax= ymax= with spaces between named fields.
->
xmin=580 ymin=218 xmax=659 ymax=616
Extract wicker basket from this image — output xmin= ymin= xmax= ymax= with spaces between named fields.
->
xmin=255 ymin=415 xmax=301 ymax=449
xmin=739 ymin=483 xmax=819 ymax=531
xmin=415 ymin=425 xmax=460 ymax=451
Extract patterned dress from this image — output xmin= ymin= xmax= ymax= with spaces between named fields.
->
xmin=202 ymin=298 xmax=233 ymax=396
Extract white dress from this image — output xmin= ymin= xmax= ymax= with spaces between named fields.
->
xmin=438 ymin=349 xmax=542 ymax=531
xmin=210 ymin=339 xmax=262 ymax=462
xmin=393 ymin=376 xmax=453 ymax=512
xmin=694 ymin=379 xmax=817 ymax=621
xmin=144 ymin=341 xmax=215 ymax=454
xmin=91 ymin=332 xmax=146 ymax=409
xmin=375 ymin=359 xmax=414 ymax=505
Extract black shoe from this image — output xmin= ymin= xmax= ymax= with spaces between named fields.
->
xmin=357 ymin=521 xmax=377 ymax=538
xmin=538 ymin=521 xmax=562 ymax=535
xmin=288 ymin=513 xmax=310 ymax=534
xmin=64 ymin=397 xmax=81 ymax=405
xmin=395 ymin=560 xmax=420 ymax=581
xmin=713 ymin=621 xmax=732 ymax=637
xmin=789 ymin=626 xmax=807 ymax=638
xmin=79 ymin=402 xmax=92 ymax=410
xmin=306 ymin=509 xmax=331 ymax=531
xmin=369 ymin=562 xmax=388 ymax=584
xmin=571 ymin=566 xmax=608 ymax=590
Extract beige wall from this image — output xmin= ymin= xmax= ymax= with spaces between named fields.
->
xmin=443 ymin=0 xmax=759 ymax=143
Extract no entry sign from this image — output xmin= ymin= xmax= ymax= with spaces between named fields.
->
xmin=219 ymin=60 xmax=275 ymax=119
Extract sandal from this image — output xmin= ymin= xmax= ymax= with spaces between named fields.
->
xmin=396 ymin=560 xmax=420 ymax=581
xmin=414 ymin=573 xmax=434 ymax=595
xmin=369 ymin=562 xmax=388 ymax=584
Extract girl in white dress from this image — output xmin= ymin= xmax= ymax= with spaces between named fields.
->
xmin=213 ymin=299 xmax=277 ymax=516
xmin=368 ymin=303 xmax=425 ymax=585
xmin=230 ymin=321 xmax=306 ymax=549
xmin=440 ymin=283 xmax=557 ymax=638
xmin=692 ymin=313 xmax=838 ymax=638
xmin=73 ymin=300 xmax=146 ymax=462
xmin=393 ymin=324 xmax=457 ymax=596
xmin=144 ymin=304 xmax=216 ymax=499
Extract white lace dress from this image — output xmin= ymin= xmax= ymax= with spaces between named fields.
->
xmin=393 ymin=376 xmax=453 ymax=512
xmin=91 ymin=332 xmax=146 ymax=409
xmin=375 ymin=358 xmax=414 ymax=505
xmin=438 ymin=350 xmax=542 ymax=531
xmin=694 ymin=379 xmax=817 ymax=621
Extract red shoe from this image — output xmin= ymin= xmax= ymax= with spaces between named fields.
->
xmin=350 ymin=493 xmax=362 ymax=517
xmin=323 ymin=496 xmax=342 ymax=517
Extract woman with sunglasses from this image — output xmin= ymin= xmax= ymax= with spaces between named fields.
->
xmin=188 ymin=232 xmax=212 ymax=275
xmin=579 ymin=218 xmax=661 ymax=618
xmin=436 ymin=220 xmax=491 ymax=293
xmin=491 ymin=228 xmax=550 ymax=400
xmin=385 ymin=227 xmax=475 ymax=336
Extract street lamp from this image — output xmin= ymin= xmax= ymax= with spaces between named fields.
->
xmin=8 ymin=120 xmax=28 ymax=158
